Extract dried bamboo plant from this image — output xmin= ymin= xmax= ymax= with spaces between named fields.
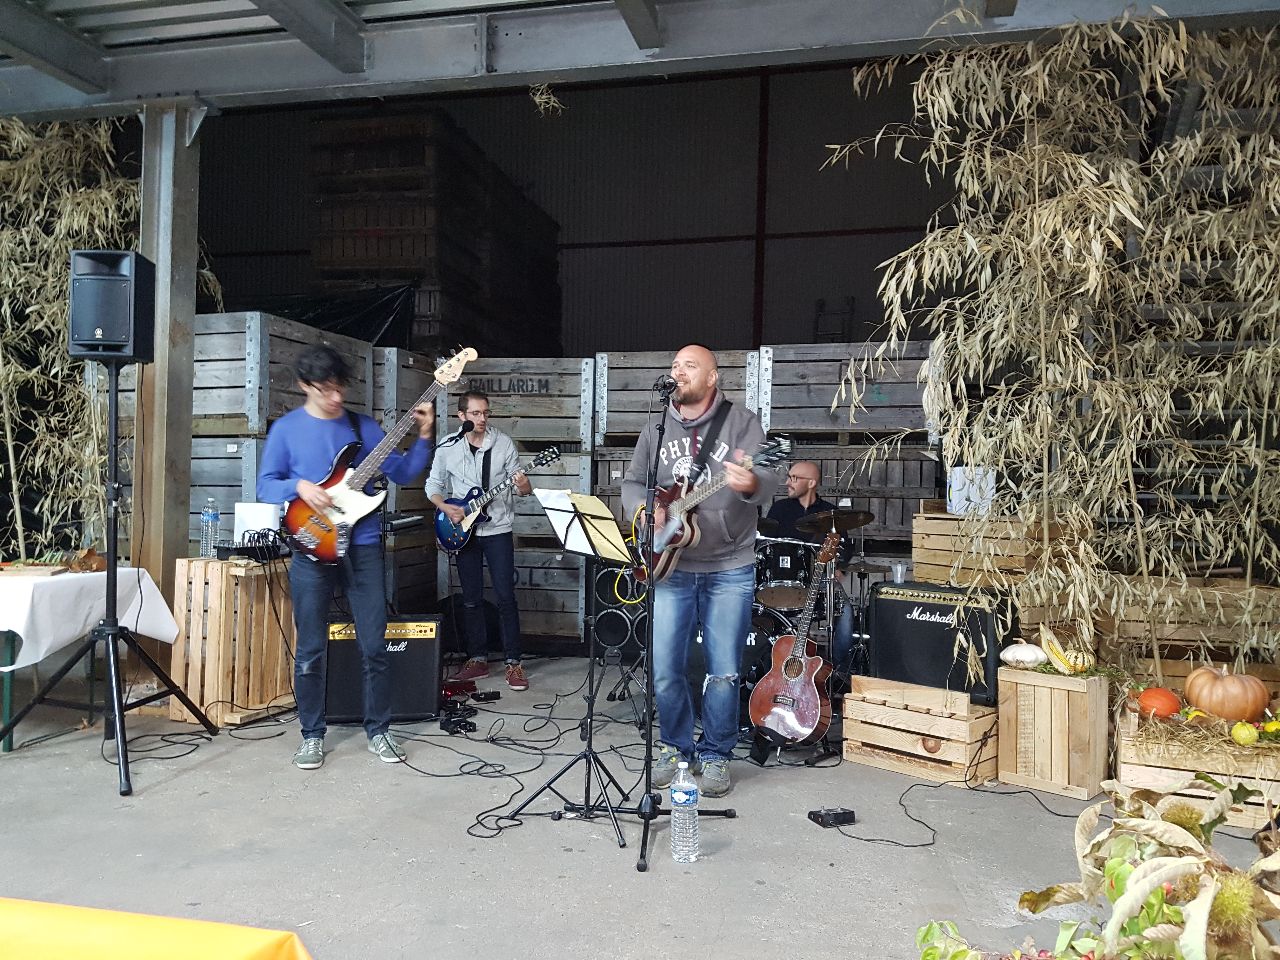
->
xmin=0 ymin=118 xmax=139 ymax=560
xmin=831 ymin=18 xmax=1280 ymax=672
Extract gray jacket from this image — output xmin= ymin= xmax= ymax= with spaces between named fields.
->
xmin=425 ymin=426 xmax=522 ymax=537
xmin=622 ymin=391 xmax=778 ymax=572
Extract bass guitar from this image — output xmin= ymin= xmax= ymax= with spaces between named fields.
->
xmin=636 ymin=437 xmax=791 ymax=583
xmin=748 ymin=531 xmax=838 ymax=745
xmin=281 ymin=347 xmax=477 ymax=564
xmin=434 ymin=447 xmax=561 ymax=553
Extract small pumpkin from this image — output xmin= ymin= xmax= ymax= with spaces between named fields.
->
xmin=1136 ymin=686 xmax=1181 ymax=719
xmin=1183 ymin=665 xmax=1269 ymax=723
xmin=1000 ymin=640 xmax=1048 ymax=669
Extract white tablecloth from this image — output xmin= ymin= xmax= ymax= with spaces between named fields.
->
xmin=0 ymin=567 xmax=178 ymax=671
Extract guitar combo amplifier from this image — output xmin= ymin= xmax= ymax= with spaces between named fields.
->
xmin=868 ymin=582 xmax=1012 ymax=706
xmin=326 ymin=617 xmax=442 ymax=723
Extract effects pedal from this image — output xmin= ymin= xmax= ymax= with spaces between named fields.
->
xmin=471 ymin=690 xmax=500 ymax=703
xmin=808 ymin=807 xmax=857 ymax=828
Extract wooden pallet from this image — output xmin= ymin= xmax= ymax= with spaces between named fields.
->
xmin=997 ymin=667 xmax=1108 ymax=800
xmin=842 ymin=676 xmax=998 ymax=785
xmin=1116 ymin=730 xmax=1280 ymax=830
xmin=170 ymin=558 xmax=297 ymax=727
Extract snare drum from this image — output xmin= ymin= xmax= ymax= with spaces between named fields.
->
xmin=754 ymin=539 xmax=813 ymax=610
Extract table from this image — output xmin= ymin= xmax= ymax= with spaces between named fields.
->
xmin=0 ymin=898 xmax=313 ymax=960
xmin=0 ymin=568 xmax=178 ymax=751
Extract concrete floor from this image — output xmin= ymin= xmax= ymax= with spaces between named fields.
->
xmin=0 ymin=656 xmax=1261 ymax=959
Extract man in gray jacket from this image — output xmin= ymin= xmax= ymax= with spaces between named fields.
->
xmin=426 ymin=390 xmax=531 ymax=691
xmin=622 ymin=345 xmax=778 ymax=797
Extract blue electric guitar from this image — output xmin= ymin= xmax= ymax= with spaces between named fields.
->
xmin=434 ymin=447 xmax=561 ymax=553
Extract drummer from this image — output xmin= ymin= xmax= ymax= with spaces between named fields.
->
xmin=767 ymin=461 xmax=836 ymax=539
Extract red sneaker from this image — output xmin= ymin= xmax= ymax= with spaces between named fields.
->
xmin=505 ymin=663 xmax=529 ymax=691
xmin=452 ymin=658 xmax=490 ymax=682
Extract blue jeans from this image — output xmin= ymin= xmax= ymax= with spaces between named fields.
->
xmin=289 ymin=544 xmax=390 ymax=740
xmin=651 ymin=563 xmax=754 ymax=762
xmin=455 ymin=531 xmax=522 ymax=661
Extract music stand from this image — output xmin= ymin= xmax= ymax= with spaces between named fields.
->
xmin=509 ymin=490 xmax=638 ymax=845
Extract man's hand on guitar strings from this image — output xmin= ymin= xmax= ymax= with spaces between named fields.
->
xmin=412 ymin=404 xmax=436 ymax=439
xmin=723 ymin=449 xmax=758 ymax=495
xmin=296 ymin=479 xmax=333 ymax=511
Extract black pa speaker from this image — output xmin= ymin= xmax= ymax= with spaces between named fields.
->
xmin=868 ymin=582 xmax=1011 ymax=706
xmin=68 ymin=250 xmax=155 ymax=363
xmin=586 ymin=560 xmax=648 ymax=656
xmin=326 ymin=618 xmax=442 ymax=723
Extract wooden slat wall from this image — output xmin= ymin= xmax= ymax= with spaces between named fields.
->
xmin=594 ymin=349 xmax=758 ymax=443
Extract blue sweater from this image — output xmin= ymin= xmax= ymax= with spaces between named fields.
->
xmin=256 ymin=407 xmax=434 ymax=547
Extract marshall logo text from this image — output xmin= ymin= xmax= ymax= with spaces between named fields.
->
xmin=906 ymin=606 xmax=956 ymax=626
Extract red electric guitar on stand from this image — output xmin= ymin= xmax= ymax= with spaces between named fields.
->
xmin=282 ymin=347 xmax=477 ymax=564
xmin=748 ymin=531 xmax=839 ymax=745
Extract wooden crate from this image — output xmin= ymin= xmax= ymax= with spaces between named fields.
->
xmin=459 ymin=356 xmax=594 ymax=448
xmin=1100 ymin=578 xmax=1280 ymax=652
xmin=1116 ymin=725 xmax=1280 ymax=830
xmin=170 ymin=558 xmax=296 ymax=727
xmin=996 ymin=667 xmax=1108 ymax=800
xmin=106 ymin=312 xmax=374 ymax=436
xmin=1131 ymin=656 xmax=1280 ymax=699
xmin=760 ymin=341 xmax=928 ymax=435
xmin=594 ymin=349 xmax=759 ymax=443
xmin=842 ymin=676 xmax=999 ymax=785
xmin=444 ymin=546 xmax=585 ymax=641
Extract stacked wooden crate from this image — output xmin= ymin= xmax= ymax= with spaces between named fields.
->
xmin=997 ymin=667 xmax=1109 ymax=800
xmin=309 ymin=111 xmax=561 ymax=358
xmin=842 ymin=675 xmax=999 ymax=785
xmin=439 ymin=357 xmax=595 ymax=653
xmin=910 ymin=512 xmax=1045 ymax=588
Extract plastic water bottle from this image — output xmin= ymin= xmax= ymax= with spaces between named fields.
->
xmin=199 ymin=498 xmax=220 ymax=558
xmin=669 ymin=761 xmax=700 ymax=863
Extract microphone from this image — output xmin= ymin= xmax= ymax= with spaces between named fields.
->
xmin=654 ymin=375 xmax=678 ymax=396
xmin=439 ymin=419 xmax=474 ymax=447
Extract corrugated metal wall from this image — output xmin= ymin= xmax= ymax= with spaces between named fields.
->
xmin=199 ymin=65 xmax=945 ymax=352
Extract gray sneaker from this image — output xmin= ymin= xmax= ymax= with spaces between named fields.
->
xmin=652 ymin=743 xmax=682 ymax=789
xmin=368 ymin=732 xmax=406 ymax=763
xmin=293 ymin=737 xmax=324 ymax=770
xmin=699 ymin=757 xmax=731 ymax=798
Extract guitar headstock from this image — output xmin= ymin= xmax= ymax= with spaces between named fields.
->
xmin=817 ymin=531 xmax=840 ymax=565
xmin=534 ymin=447 xmax=561 ymax=468
xmin=752 ymin=436 xmax=793 ymax=469
xmin=434 ymin=347 xmax=478 ymax=386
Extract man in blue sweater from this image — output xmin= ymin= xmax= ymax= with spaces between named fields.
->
xmin=257 ymin=345 xmax=435 ymax=770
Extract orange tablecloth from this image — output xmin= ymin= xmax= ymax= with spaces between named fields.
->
xmin=0 ymin=898 xmax=313 ymax=960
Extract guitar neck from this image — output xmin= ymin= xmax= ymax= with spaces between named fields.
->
xmin=347 ymin=383 xmax=442 ymax=490
xmin=673 ymin=456 xmax=755 ymax=513
xmin=472 ymin=456 xmax=541 ymax=510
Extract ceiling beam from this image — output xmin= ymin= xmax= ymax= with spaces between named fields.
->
xmin=0 ymin=0 xmax=109 ymax=94
xmin=1 ymin=0 xmax=1278 ymax=119
xmin=246 ymin=0 xmax=368 ymax=73
xmin=615 ymin=0 xmax=664 ymax=49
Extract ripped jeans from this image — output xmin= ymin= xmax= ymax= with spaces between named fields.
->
xmin=650 ymin=563 xmax=754 ymax=763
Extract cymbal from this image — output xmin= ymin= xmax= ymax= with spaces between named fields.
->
xmin=843 ymin=560 xmax=891 ymax=575
xmin=757 ymin=517 xmax=780 ymax=537
xmin=794 ymin=509 xmax=875 ymax=537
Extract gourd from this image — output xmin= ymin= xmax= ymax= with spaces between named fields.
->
xmin=1000 ymin=641 xmax=1048 ymax=669
xmin=1136 ymin=686 xmax=1181 ymax=719
xmin=1040 ymin=624 xmax=1096 ymax=675
xmin=1183 ymin=665 xmax=1269 ymax=723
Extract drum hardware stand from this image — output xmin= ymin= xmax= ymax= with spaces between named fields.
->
xmin=604 ymin=647 xmax=648 ymax=731
xmin=0 ymin=359 xmax=219 ymax=794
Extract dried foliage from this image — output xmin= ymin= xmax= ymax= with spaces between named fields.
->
xmin=834 ymin=19 xmax=1280 ymax=670
xmin=529 ymin=83 xmax=564 ymax=117
xmin=0 ymin=118 xmax=139 ymax=560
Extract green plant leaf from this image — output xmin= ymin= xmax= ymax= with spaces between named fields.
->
xmin=1103 ymin=857 xmax=1205 ymax=947
xmin=1054 ymin=920 xmax=1082 ymax=953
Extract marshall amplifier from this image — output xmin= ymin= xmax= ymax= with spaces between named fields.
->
xmin=326 ymin=618 xmax=442 ymax=723
xmin=868 ymin=582 xmax=1012 ymax=706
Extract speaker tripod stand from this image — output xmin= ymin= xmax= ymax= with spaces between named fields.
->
xmin=0 ymin=360 xmax=219 ymax=794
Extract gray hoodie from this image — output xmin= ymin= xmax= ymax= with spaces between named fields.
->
xmin=424 ymin=425 xmax=522 ymax=536
xmin=622 ymin=391 xmax=778 ymax=573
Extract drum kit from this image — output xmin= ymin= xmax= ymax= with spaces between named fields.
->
xmin=744 ymin=507 xmax=887 ymax=688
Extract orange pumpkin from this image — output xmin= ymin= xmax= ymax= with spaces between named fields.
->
xmin=1183 ymin=666 xmax=1270 ymax=723
xmin=1136 ymin=686 xmax=1181 ymax=719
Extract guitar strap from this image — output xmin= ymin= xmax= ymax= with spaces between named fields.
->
xmin=344 ymin=409 xmax=364 ymax=456
xmin=481 ymin=447 xmax=493 ymax=490
xmin=687 ymin=398 xmax=732 ymax=485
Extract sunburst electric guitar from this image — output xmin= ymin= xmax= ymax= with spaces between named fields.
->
xmin=635 ymin=437 xmax=791 ymax=583
xmin=748 ymin=531 xmax=839 ymax=745
xmin=282 ymin=347 xmax=478 ymax=564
